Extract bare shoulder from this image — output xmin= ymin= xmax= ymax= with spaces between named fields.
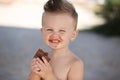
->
xmin=73 ymin=59 xmax=83 ymax=68
xmin=69 ymin=53 xmax=84 ymax=70
xmin=70 ymin=58 xmax=84 ymax=71
xmin=67 ymin=58 xmax=84 ymax=80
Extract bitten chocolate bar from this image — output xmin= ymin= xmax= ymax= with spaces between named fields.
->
xmin=33 ymin=49 xmax=50 ymax=62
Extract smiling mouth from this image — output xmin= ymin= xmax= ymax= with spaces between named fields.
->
xmin=49 ymin=39 xmax=61 ymax=44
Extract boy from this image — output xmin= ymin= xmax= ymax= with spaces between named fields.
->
xmin=28 ymin=0 xmax=84 ymax=80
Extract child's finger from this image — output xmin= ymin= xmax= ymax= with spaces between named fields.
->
xmin=36 ymin=58 xmax=46 ymax=69
xmin=31 ymin=58 xmax=37 ymax=66
xmin=31 ymin=65 xmax=37 ymax=71
xmin=42 ymin=57 xmax=49 ymax=66
xmin=31 ymin=64 xmax=41 ymax=72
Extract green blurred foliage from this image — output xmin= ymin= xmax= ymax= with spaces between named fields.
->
xmin=86 ymin=0 xmax=120 ymax=37
xmin=103 ymin=0 xmax=120 ymax=20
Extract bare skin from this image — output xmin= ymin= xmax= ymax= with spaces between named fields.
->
xmin=28 ymin=48 xmax=83 ymax=80
xmin=28 ymin=13 xmax=84 ymax=80
xmin=49 ymin=49 xmax=84 ymax=80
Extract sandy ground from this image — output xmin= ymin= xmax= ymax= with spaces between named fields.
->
xmin=0 ymin=26 xmax=120 ymax=80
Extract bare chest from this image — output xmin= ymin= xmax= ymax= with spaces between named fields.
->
xmin=50 ymin=60 xmax=71 ymax=80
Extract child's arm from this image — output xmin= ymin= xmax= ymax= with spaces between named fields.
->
xmin=67 ymin=60 xmax=84 ymax=80
xmin=28 ymin=72 xmax=40 ymax=80
xmin=28 ymin=58 xmax=41 ymax=80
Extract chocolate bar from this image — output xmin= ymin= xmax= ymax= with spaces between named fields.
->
xmin=33 ymin=49 xmax=50 ymax=62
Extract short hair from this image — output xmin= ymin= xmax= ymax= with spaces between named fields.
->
xmin=43 ymin=0 xmax=78 ymax=30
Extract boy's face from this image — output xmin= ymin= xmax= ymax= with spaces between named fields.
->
xmin=41 ymin=12 xmax=77 ymax=50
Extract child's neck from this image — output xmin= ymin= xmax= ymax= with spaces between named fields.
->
xmin=51 ymin=47 xmax=71 ymax=57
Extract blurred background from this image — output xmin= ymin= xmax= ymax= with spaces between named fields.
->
xmin=0 ymin=0 xmax=120 ymax=80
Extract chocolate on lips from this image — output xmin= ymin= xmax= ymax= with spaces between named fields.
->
xmin=33 ymin=49 xmax=50 ymax=62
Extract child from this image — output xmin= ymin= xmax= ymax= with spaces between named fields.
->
xmin=28 ymin=0 xmax=84 ymax=80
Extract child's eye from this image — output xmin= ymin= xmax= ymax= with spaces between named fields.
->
xmin=46 ymin=29 xmax=53 ymax=32
xmin=59 ymin=30 xmax=66 ymax=33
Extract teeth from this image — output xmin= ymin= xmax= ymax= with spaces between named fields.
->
xmin=49 ymin=39 xmax=60 ymax=43
xmin=52 ymin=40 xmax=59 ymax=43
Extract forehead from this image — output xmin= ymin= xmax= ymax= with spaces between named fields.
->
xmin=42 ymin=12 xmax=75 ymax=29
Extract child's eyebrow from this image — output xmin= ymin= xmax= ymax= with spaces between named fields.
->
xmin=45 ymin=27 xmax=53 ymax=29
xmin=43 ymin=26 xmax=52 ymax=28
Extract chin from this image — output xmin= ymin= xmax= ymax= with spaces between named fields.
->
xmin=47 ymin=44 xmax=61 ymax=50
xmin=48 ymin=46 xmax=59 ymax=50
xmin=46 ymin=42 xmax=67 ymax=50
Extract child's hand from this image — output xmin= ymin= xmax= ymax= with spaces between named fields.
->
xmin=33 ymin=57 xmax=53 ymax=79
xmin=30 ymin=58 xmax=41 ymax=75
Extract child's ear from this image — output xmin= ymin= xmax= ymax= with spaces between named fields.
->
xmin=70 ymin=30 xmax=78 ymax=41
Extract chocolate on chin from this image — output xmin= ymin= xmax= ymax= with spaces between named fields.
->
xmin=33 ymin=49 xmax=50 ymax=62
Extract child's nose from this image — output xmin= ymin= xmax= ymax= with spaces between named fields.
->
xmin=51 ymin=32 xmax=60 ymax=37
